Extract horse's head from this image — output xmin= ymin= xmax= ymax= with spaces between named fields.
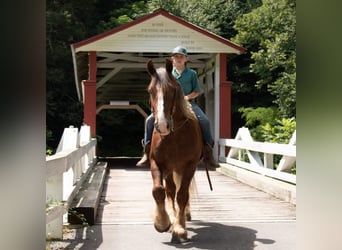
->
xmin=147 ymin=59 xmax=179 ymax=136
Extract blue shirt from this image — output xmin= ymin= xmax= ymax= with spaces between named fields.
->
xmin=172 ymin=67 xmax=201 ymax=96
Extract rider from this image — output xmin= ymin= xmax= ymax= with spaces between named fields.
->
xmin=136 ymin=46 xmax=220 ymax=169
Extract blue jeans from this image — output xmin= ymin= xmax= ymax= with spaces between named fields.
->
xmin=143 ymin=103 xmax=214 ymax=146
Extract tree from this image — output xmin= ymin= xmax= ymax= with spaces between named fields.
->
xmin=96 ymin=1 xmax=148 ymax=33
xmin=46 ymin=0 xmax=142 ymax=151
xmin=46 ymin=0 xmax=88 ymax=150
xmin=147 ymin=0 xmax=261 ymax=37
xmin=232 ymin=0 xmax=296 ymax=118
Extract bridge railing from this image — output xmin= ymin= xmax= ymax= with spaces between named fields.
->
xmin=218 ymin=127 xmax=296 ymax=184
xmin=46 ymin=125 xmax=97 ymax=240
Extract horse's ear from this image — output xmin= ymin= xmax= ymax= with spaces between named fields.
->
xmin=165 ymin=58 xmax=173 ymax=74
xmin=147 ymin=60 xmax=156 ymax=76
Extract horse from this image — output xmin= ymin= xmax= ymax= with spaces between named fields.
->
xmin=146 ymin=58 xmax=203 ymax=243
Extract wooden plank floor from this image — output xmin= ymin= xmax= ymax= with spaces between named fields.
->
xmin=96 ymin=159 xmax=296 ymax=225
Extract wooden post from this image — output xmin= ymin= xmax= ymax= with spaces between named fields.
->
xmin=83 ymin=51 xmax=97 ymax=136
xmin=83 ymin=80 xmax=96 ymax=136
xmin=89 ymin=51 xmax=97 ymax=81
xmin=218 ymin=53 xmax=232 ymax=156
xmin=219 ymin=53 xmax=232 ymax=139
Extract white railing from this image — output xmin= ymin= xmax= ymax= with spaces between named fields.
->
xmin=218 ymin=127 xmax=296 ymax=184
xmin=46 ymin=125 xmax=97 ymax=240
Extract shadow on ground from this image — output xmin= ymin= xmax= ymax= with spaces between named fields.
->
xmin=163 ymin=220 xmax=275 ymax=249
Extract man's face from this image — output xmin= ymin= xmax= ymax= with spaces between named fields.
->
xmin=172 ymin=53 xmax=188 ymax=66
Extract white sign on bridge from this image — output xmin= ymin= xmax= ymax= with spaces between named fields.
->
xmin=74 ymin=10 xmax=243 ymax=54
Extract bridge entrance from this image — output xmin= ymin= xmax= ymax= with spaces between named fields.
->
xmin=96 ymin=109 xmax=145 ymax=157
xmin=70 ymin=9 xmax=245 ymax=157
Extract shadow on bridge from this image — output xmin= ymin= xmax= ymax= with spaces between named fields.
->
xmin=163 ymin=221 xmax=275 ymax=249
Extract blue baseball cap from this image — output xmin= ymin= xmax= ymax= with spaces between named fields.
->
xmin=172 ymin=46 xmax=188 ymax=56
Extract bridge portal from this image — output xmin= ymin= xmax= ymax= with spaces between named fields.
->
xmin=70 ymin=9 xmax=245 ymax=157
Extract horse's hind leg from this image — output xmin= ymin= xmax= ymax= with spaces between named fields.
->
xmin=185 ymin=177 xmax=197 ymax=221
xmin=185 ymin=200 xmax=191 ymax=221
xmin=151 ymin=162 xmax=171 ymax=232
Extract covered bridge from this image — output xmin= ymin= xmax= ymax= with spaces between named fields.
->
xmin=70 ymin=9 xmax=245 ymax=156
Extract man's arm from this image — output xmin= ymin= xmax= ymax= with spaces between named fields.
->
xmin=184 ymin=91 xmax=201 ymax=101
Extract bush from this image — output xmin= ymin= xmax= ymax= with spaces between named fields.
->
xmin=260 ymin=117 xmax=296 ymax=143
xmin=238 ymin=107 xmax=296 ymax=143
xmin=239 ymin=107 xmax=296 ymax=173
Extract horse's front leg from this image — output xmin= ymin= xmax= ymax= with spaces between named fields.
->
xmin=150 ymin=160 xmax=171 ymax=232
xmin=165 ymin=174 xmax=177 ymax=224
xmin=171 ymin=176 xmax=191 ymax=243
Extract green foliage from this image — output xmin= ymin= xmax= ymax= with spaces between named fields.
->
xmin=238 ymin=106 xmax=295 ymax=144
xmin=147 ymin=0 xmax=261 ymax=37
xmin=260 ymin=117 xmax=296 ymax=173
xmin=260 ymin=117 xmax=296 ymax=143
xmin=238 ymin=107 xmax=296 ymax=173
xmin=239 ymin=107 xmax=279 ymax=127
xmin=147 ymin=0 xmax=183 ymax=16
xmin=46 ymin=0 xmax=142 ymax=152
xmin=46 ymin=0 xmax=89 ymax=150
xmin=232 ymin=0 xmax=296 ymax=118
xmin=239 ymin=106 xmax=278 ymax=141
xmin=46 ymin=129 xmax=55 ymax=155
xmin=97 ymin=1 xmax=148 ymax=32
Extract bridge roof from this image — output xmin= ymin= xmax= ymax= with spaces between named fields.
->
xmin=71 ymin=9 xmax=245 ymax=108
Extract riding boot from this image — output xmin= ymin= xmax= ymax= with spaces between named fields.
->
xmin=136 ymin=140 xmax=151 ymax=167
xmin=203 ymin=143 xmax=220 ymax=169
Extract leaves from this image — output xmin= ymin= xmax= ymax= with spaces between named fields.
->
xmin=233 ymin=0 xmax=296 ymax=118
xmin=238 ymin=106 xmax=295 ymax=143
xmin=261 ymin=117 xmax=296 ymax=143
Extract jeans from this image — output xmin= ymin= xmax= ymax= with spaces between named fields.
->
xmin=143 ymin=103 xmax=214 ymax=146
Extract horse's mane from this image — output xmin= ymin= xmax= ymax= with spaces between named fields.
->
xmin=173 ymin=82 xmax=197 ymax=121
xmin=148 ymin=67 xmax=197 ymax=121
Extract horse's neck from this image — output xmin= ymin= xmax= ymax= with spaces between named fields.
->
xmin=173 ymin=102 xmax=194 ymax=122
xmin=173 ymin=109 xmax=186 ymax=122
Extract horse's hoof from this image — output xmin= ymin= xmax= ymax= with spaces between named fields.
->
xmin=171 ymin=231 xmax=188 ymax=243
xmin=154 ymin=222 xmax=171 ymax=233
xmin=171 ymin=228 xmax=189 ymax=243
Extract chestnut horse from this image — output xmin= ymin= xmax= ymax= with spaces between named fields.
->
xmin=146 ymin=59 xmax=202 ymax=243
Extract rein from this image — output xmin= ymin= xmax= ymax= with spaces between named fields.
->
xmin=168 ymin=85 xmax=192 ymax=134
xmin=171 ymin=118 xmax=189 ymax=133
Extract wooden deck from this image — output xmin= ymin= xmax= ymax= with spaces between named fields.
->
xmin=96 ymin=158 xmax=296 ymax=225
